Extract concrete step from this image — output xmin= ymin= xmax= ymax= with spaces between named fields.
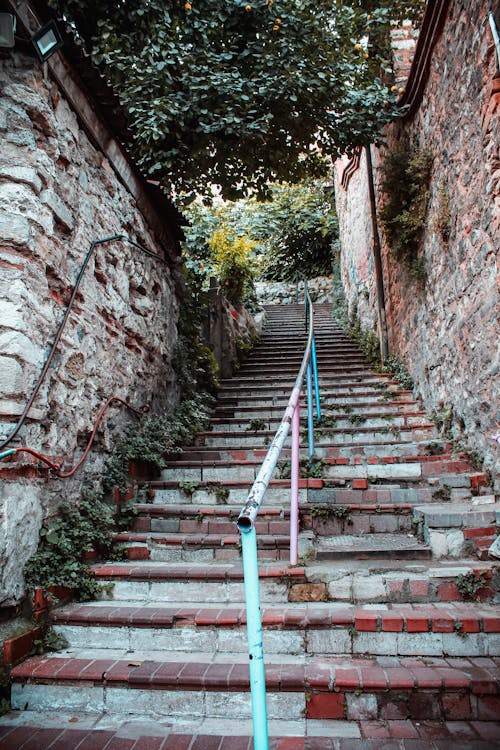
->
xmin=198 ymin=424 xmax=438 ymax=448
xmin=158 ymin=455 xmax=478 ymax=485
xmin=212 ymin=402 xmax=423 ymax=420
xmin=50 ymin=601 xmax=500 ymax=658
xmin=115 ymin=530 xmax=290 ymax=563
xmin=301 ymin=559 xmax=498 ymax=604
xmin=89 ymin=559 xmax=499 ymax=606
xmin=314 ymin=532 xmax=431 ymax=560
xmin=206 ymin=413 xmax=433 ymax=433
xmin=91 ymin=562 xmax=305 ymax=604
xmin=176 ymin=441 xmax=452 ymax=464
xmin=216 ymin=384 xmax=410 ymax=400
xmin=9 ymin=652 xmax=500 ymax=722
xmin=145 ymin=479 xmax=484 ymax=508
xmin=2 ymin=715 xmax=498 ymax=749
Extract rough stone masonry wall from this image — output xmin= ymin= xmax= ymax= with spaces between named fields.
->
xmin=334 ymin=0 xmax=499 ymax=483
xmin=0 ymin=54 xmax=182 ymax=606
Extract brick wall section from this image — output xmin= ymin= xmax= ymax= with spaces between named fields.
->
xmin=334 ymin=0 xmax=499 ymax=484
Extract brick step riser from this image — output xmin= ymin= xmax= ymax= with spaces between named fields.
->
xmin=121 ymin=513 xmax=417 ymax=548
xmin=215 ymin=396 xmax=413 ymax=409
xmin=92 ymin=568 xmax=496 ymax=605
xmin=10 ymin=684 xmax=303 ymax=722
xmin=213 ymin=404 xmax=421 ymax=419
xmin=10 ymin=677 xmax=499 ymax=723
xmin=94 ymin=578 xmax=289 ymax=604
xmin=177 ymin=443 xmax=448 ymax=462
xmin=207 ymin=415 xmax=432 ymax=431
xmin=159 ymin=462 xmax=471 ymax=484
xmin=51 ymin=623 xmax=500 ymax=659
xmin=199 ymin=428 xmax=438 ymax=448
xmin=148 ymin=486 xmax=465 ymax=506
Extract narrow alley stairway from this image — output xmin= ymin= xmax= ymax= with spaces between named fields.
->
xmin=1 ymin=303 xmax=499 ymax=749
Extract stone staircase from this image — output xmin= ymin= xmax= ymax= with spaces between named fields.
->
xmin=1 ymin=303 xmax=499 ymax=749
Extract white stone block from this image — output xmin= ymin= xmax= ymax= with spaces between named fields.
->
xmin=354 ymin=632 xmax=398 ymax=656
xmin=352 ymin=574 xmax=386 ymax=601
xmin=346 ymin=692 xmax=378 ymax=720
xmin=327 ymin=576 xmax=353 ymax=602
xmin=307 ymin=628 xmax=351 ymax=655
xmin=398 ymin=633 xmax=443 ymax=656
xmin=11 ymin=684 xmax=104 ymax=713
xmin=106 ymin=687 xmax=204 ymax=717
xmin=442 ymin=633 xmax=487 ymax=657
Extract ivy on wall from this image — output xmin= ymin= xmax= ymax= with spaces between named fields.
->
xmin=379 ymin=138 xmax=433 ymax=284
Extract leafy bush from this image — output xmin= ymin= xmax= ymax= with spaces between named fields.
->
xmin=104 ymin=394 xmax=212 ymax=492
xmin=208 ymin=227 xmax=257 ymax=306
xmin=24 ymin=487 xmax=116 ymax=602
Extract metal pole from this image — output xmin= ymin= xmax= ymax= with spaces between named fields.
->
xmin=290 ymin=402 xmax=300 ymax=565
xmin=240 ymin=527 xmax=269 ymax=750
xmin=306 ymin=361 xmax=314 ymax=457
xmin=365 ymin=145 xmax=389 ymax=362
xmin=311 ymin=334 xmax=321 ymax=420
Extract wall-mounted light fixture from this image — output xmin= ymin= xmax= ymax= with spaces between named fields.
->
xmin=0 ymin=12 xmax=16 ymax=49
xmin=31 ymin=19 xmax=63 ymax=62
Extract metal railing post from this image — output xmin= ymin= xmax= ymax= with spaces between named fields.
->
xmin=290 ymin=402 xmax=300 ymax=565
xmin=306 ymin=360 xmax=314 ymax=457
xmin=240 ymin=526 xmax=269 ymax=750
xmin=311 ymin=334 xmax=321 ymax=420
xmin=237 ymin=283 xmax=316 ymax=749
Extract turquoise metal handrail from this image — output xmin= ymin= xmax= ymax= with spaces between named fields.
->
xmin=236 ymin=280 xmax=321 ymax=750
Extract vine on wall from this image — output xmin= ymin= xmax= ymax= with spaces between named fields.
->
xmin=379 ymin=138 xmax=433 ymax=284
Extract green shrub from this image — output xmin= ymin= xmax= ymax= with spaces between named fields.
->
xmin=380 ymin=139 xmax=433 ymax=284
xmin=24 ymin=487 xmax=116 ymax=602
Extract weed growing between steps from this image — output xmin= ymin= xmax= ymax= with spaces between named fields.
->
xmin=24 ymin=487 xmax=118 ymax=603
xmin=277 ymin=456 xmax=326 ymax=479
xmin=31 ymin=628 xmax=68 ymax=655
xmin=104 ymin=394 xmax=212 ymax=492
xmin=455 ymin=571 xmax=489 ymax=601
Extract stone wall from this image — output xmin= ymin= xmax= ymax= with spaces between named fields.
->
xmin=0 ymin=53 xmax=261 ymax=607
xmin=0 ymin=53 xmax=185 ymax=606
xmin=255 ymin=276 xmax=334 ymax=306
xmin=334 ymin=0 xmax=499 ymax=482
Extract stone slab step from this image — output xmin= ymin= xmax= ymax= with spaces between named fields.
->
xmin=182 ymin=442 xmax=450 ymax=464
xmin=92 ymin=562 xmax=304 ymax=603
xmin=302 ymin=559 xmax=498 ymax=604
xmin=0 ymin=718 xmax=499 ymax=750
xmin=199 ymin=424 xmax=438 ymax=448
xmin=158 ymin=457 xmax=476 ymax=485
xmin=10 ymin=653 xmax=500 ymax=722
xmin=50 ymin=601 xmax=500 ymax=658
xmin=146 ymin=481 xmax=480 ymax=508
xmin=146 ymin=478 xmax=321 ymax=506
xmin=315 ymin=532 xmax=431 ymax=560
xmin=115 ymin=531 xmax=290 ymax=563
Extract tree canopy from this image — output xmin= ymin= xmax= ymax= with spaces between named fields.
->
xmin=183 ymin=179 xmax=338 ymax=289
xmin=51 ymin=0 xmax=424 ymax=198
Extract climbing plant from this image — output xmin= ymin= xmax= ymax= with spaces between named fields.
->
xmin=379 ymin=139 xmax=433 ymax=284
xmin=49 ymin=0 xmax=424 ymax=198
